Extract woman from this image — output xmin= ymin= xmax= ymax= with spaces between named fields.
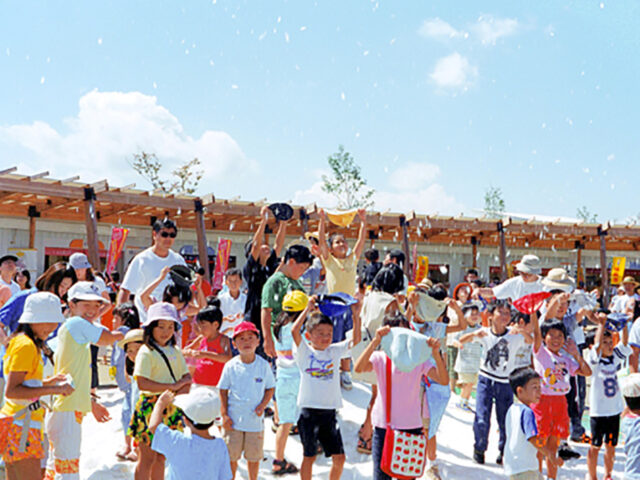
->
xmin=14 ymin=269 xmax=31 ymax=291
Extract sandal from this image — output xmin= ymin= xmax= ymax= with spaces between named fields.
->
xmin=272 ymin=459 xmax=299 ymax=475
xmin=356 ymin=435 xmax=372 ymax=454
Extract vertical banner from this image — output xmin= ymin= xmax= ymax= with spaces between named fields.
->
xmin=611 ymin=257 xmax=626 ymax=285
xmin=414 ymin=256 xmax=429 ymax=283
xmin=104 ymin=227 xmax=129 ymax=274
xmin=212 ymin=238 xmax=232 ymax=290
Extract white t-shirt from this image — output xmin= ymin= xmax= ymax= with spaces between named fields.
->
xmin=294 ymin=339 xmax=350 ymax=409
xmin=120 ymin=248 xmax=186 ymax=321
xmin=611 ymin=293 xmax=639 ymax=314
xmin=474 ymin=327 xmax=526 ymax=383
xmin=630 ymin=320 xmax=640 ymax=349
xmin=493 ymin=276 xmax=544 ymax=301
xmin=218 ymin=291 xmax=247 ymax=338
xmin=586 ymin=342 xmax=632 ymax=417
xmin=504 ymin=402 xmax=539 ymax=476
xmin=0 ymin=277 xmax=20 ymax=297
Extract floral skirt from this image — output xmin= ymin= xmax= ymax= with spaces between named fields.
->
xmin=128 ymin=394 xmax=184 ymax=445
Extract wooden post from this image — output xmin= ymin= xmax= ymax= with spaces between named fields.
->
xmin=400 ymin=216 xmax=411 ymax=277
xmin=300 ymin=208 xmax=309 ymax=235
xmin=83 ymin=187 xmax=101 ymax=269
xmin=194 ymin=199 xmax=211 ymax=280
xmin=471 ymin=236 xmax=478 ymax=269
xmin=599 ymin=226 xmax=610 ymax=306
xmin=498 ymin=221 xmax=507 ymax=282
xmin=576 ymin=241 xmax=584 ymax=287
xmin=28 ymin=206 xmax=39 ymax=249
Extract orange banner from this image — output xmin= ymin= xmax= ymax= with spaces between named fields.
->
xmin=212 ymin=238 xmax=232 ymax=290
xmin=611 ymin=257 xmax=626 ymax=285
xmin=104 ymin=227 xmax=129 ymax=274
xmin=414 ymin=256 xmax=429 ymax=283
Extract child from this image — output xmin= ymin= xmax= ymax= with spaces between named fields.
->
xmin=218 ymin=321 xmax=275 ymax=480
xmin=621 ymin=374 xmax=640 ymax=479
xmin=184 ymin=301 xmax=232 ymax=394
xmin=453 ymin=302 xmax=484 ymax=412
xmin=115 ymin=328 xmax=144 ymax=462
xmin=317 ymin=207 xmax=367 ymax=390
xmin=586 ymin=313 xmax=631 ymax=480
xmin=504 ymin=367 xmax=562 ymax=479
xmin=149 ymin=389 xmax=232 ymax=480
xmin=45 ymin=282 xmax=124 ymax=480
xmin=110 ymin=302 xmax=140 ymax=461
xmin=512 ymin=312 xmax=534 ymax=369
xmin=129 ymin=302 xmax=192 ymax=480
xmin=530 ymin=309 xmax=592 ymax=480
xmin=270 ymin=290 xmax=309 ymax=475
xmin=218 ymin=268 xmax=247 ymax=337
xmin=459 ymin=300 xmax=531 ymax=465
xmin=291 ymin=299 xmax=361 ymax=480
xmin=354 ymin=313 xmax=448 ymax=480
xmin=1 ymin=292 xmax=74 ymax=480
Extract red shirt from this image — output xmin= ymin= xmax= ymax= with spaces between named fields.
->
xmin=193 ymin=335 xmax=226 ymax=387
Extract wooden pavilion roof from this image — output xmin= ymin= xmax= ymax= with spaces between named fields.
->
xmin=1 ymin=167 xmax=640 ymax=252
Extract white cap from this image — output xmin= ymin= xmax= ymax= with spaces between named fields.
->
xmin=515 ymin=254 xmax=542 ymax=275
xmin=622 ymin=374 xmax=640 ymax=398
xmin=173 ymin=388 xmax=219 ymax=425
xmin=68 ymin=252 xmax=93 ymax=270
xmin=18 ymin=292 xmax=65 ymax=324
xmin=67 ymin=281 xmax=109 ymax=304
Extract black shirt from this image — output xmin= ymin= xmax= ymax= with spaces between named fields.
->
xmin=243 ymin=249 xmax=280 ymax=328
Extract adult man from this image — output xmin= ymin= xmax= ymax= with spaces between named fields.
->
xmin=478 ymin=254 xmax=544 ymax=301
xmin=243 ymin=205 xmax=288 ymax=331
xmin=0 ymin=254 xmax=20 ymax=307
xmin=465 ymin=268 xmax=479 ymax=283
xmin=117 ymin=219 xmax=186 ymax=321
xmin=610 ymin=276 xmax=640 ymax=316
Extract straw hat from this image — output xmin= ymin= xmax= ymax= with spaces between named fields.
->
xmin=541 ymin=268 xmax=575 ymax=293
xmin=622 ymin=276 xmax=639 ymax=286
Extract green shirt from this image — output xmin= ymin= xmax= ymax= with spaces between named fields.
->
xmin=261 ymin=272 xmax=304 ymax=330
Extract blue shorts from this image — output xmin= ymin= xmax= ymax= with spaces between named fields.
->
xmin=276 ymin=367 xmax=300 ymax=425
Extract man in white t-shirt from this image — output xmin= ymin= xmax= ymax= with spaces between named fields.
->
xmin=218 ymin=268 xmax=247 ymax=337
xmin=0 ymin=254 xmax=20 ymax=302
xmin=117 ymin=219 xmax=186 ymax=321
xmin=610 ymin=276 xmax=640 ymax=315
xmin=478 ymin=254 xmax=544 ymax=302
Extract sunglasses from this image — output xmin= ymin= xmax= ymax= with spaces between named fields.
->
xmin=159 ymin=231 xmax=177 ymax=238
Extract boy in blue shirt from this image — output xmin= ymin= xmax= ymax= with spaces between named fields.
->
xmin=150 ymin=388 xmax=232 ymax=480
xmin=504 ymin=367 xmax=562 ymax=479
xmin=622 ymin=374 xmax=640 ymax=479
xmin=219 ymin=321 xmax=275 ymax=480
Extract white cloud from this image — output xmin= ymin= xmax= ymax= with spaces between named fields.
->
xmin=292 ymin=163 xmax=464 ymax=216
xmin=430 ymin=52 xmax=478 ymax=90
xmin=389 ymin=162 xmax=441 ymax=190
xmin=472 ymin=15 xmax=520 ymax=45
xmin=0 ymin=90 xmax=255 ymax=192
xmin=418 ymin=18 xmax=465 ymax=41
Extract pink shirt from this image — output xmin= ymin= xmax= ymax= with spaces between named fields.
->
xmin=534 ymin=345 xmax=579 ymax=396
xmin=370 ymin=352 xmax=434 ymax=430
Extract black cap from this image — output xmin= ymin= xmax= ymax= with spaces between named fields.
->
xmin=0 ymin=254 xmax=18 ymax=265
xmin=268 ymin=203 xmax=294 ymax=222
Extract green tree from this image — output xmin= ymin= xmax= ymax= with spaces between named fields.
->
xmin=576 ymin=206 xmax=598 ymax=223
xmin=484 ymin=186 xmax=505 ymax=218
xmin=321 ymin=145 xmax=375 ymax=209
xmin=130 ymin=151 xmax=204 ymax=195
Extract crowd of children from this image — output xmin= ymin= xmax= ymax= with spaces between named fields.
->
xmin=3 ymin=211 xmax=640 ymax=480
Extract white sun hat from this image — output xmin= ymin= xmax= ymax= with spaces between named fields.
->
xmin=18 ymin=292 xmax=66 ymax=324
xmin=174 ymin=388 xmax=219 ymax=425
xmin=515 ymin=254 xmax=542 ymax=275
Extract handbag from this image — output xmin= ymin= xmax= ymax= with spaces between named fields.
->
xmin=380 ymin=356 xmax=427 ymax=479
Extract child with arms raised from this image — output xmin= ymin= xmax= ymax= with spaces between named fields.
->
xmin=291 ymin=297 xmax=361 ymax=480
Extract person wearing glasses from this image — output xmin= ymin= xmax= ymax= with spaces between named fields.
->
xmin=117 ymin=219 xmax=187 ymax=323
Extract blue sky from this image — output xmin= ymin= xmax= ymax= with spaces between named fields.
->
xmin=1 ymin=1 xmax=639 ymax=222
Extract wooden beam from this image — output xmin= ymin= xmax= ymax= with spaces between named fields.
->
xmin=194 ymin=199 xmax=211 ymax=280
xmin=28 ymin=171 xmax=49 ymax=180
xmin=498 ymin=221 xmax=507 ymax=281
xmin=59 ymin=175 xmax=80 ymax=184
xmin=0 ymin=167 xmax=17 ymax=175
xmin=28 ymin=206 xmax=39 ymax=249
xmin=471 ymin=236 xmax=478 ymax=268
xmin=83 ymin=187 xmax=101 ymax=269
xmin=599 ymin=227 xmax=609 ymax=306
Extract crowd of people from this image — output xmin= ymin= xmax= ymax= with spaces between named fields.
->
xmin=1 ymin=206 xmax=640 ymax=480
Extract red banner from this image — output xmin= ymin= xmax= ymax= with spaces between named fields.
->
xmin=104 ymin=227 xmax=129 ymax=274
xmin=212 ymin=238 xmax=232 ymax=290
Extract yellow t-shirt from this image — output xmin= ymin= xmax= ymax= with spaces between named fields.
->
xmin=134 ymin=344 xmax=188 ymax=395
xmin=1 ymin=334 xmax=45 ymax=423
xmin=322 ymin=252 xmax=357 ymax=296
xmin=53 ymin=316 xmax=105 ymax=413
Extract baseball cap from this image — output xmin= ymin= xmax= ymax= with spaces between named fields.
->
xmin=142 ymin=302 xmax=181 ymax=328
xmin=282 ymin=290 xmax=309 ymax=312
xmin=174 ymin=388 xmax=220 ymax=425
xmin=233 ymin=321 xmax=260 ymax=338
xmin=68 ymin=252 xmax=93 ymax=270
xmin=18 ymin=292 xmax=65 ymax=324
xmin=68 ymin=281 xmax=109 ymax=304
xmin=0 ymin=254 xmax=18 ymax=265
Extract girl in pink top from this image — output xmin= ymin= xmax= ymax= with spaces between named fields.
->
xmin=530 ymin=308 xmax=591 ymax=480
xmin=354 ymin=313 xmax=448 ymax=480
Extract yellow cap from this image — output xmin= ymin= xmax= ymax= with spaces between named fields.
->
xmin=282 ymin=290 xmax=309 ymax=312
